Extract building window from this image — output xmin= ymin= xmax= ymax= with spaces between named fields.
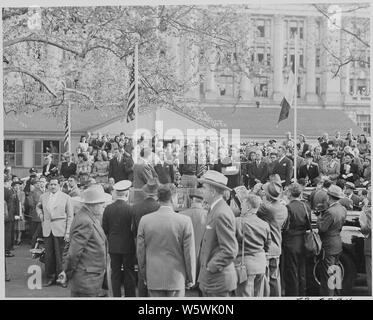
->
xmin=299 ymin=27 xmax=304 ymax=39
xmin=297 ymin=77 xmax=301 ymax=98
xmin=256 ymin=19 xmax=265 ymax=37
xmin=218 ymin=75 xmax=234 ymax=97
xmin=284 ymin=53 xmax=287 ymax=67
xmin=258 ymin=53 xmax=264 ymax=63
xmin=299 ymin=54 xmax=304 ymax=68
xmin=316 ymin=48 xmax=321 ymax=67
xmin=289 ymin=21 xmax=304 ymax=39
xmin=4 ymin=140 xmax=23 ymax=167
xmin=356 ymin=114 xmax=371 ymax=134
xmin=267 ymin=53 xmax=271 ymax=66
xmin=34 ymin=140 xmax=61 ymax=166
xmin=254 ymin=77 xmax=269 ymax=97
xmin=315 ymin=77 xmax=321 ymax=96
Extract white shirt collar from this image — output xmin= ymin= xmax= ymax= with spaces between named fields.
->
xmin=210 ymin=197 xmax=223 ymax=211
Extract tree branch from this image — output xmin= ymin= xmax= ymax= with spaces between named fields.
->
xmin=313 ymin=4 xmax=370 ymax=48
xmin=4 ymin=66 xmax=58 ymax=98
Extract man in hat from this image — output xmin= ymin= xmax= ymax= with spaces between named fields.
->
xmin=137 ymin=184 xmax=195 ymax=297
xmin=102 ymin=180 xmax=136 ymax=297
xmin=180 ymin=188 xmax=207 ymax=296
xmin=197 ymin=170 xmax=238 ymax=297
xmin=130 ymin=178 xmax=160 ymax=297
xmin=23 ymin=168 xmax=38 ymax=196
xmin=36 ymin=177 xmax=73 ymax=287
xmin=317 ymin=185 xmax=347 ymax=296
xmin=272 ymin=145 xmax=293 ymax=187
xmin=60 ymin=152 xmax=77 ymax=180
xmin=62 ymin=184 xmax=111 ymax=297
xmin=298 ymin=151 xmax=319 ymax=186
xmin=257 ymin=181 xmax=288 ymax=296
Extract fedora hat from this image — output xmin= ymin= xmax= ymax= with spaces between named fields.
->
xmin=78 ymin=184 xmax=112 ymax=204
xmin=327 ymin=185 xmax=344 ymax=199
xmin=263 ymin=181 xmax=282 ymax=200
xmin=142 ymin=178 xmax=160 ymax=195
xmin=198 ymin=170 xmax=232 ymax=191
xmin=345 ymin=182 xmax=355 ymax=190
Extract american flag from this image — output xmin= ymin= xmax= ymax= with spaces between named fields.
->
xmin=63 ymin=103 xmax=71 ymax=151
xmin=126 ymin=52 xmax=137 ymax=123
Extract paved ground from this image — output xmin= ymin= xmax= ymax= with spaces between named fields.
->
xmin=5 ymin=243 xmax=369 ymax=298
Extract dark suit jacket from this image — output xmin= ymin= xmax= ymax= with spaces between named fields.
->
xmin=131 ymin=198 xmax=160 ymax=238
xmin=109 ymin=157 xmax=130 ymax=182
xmin=4 ymin=187 xmax=19 ymax=222
xmin=272 ymin=156 xmax=293 ymax=186
xmin=42 ymin=163 xmax=58 ymax=178
xmin=102 ymin=199 xmax=135 ymax=255
xmin=297 ymin=143 xmax=310 ymax=158
xmin=247 ymin=161 xmax=269 ymax=188
xmin=340 ymin=162 xmax=360 ymax=182
xmin=154 ymin=163 xmax=174 ymax=184
xmin=60 ymin=162 xmax=77 ymax=179
xmin=298 ymin=163 xmax=319 ymax=185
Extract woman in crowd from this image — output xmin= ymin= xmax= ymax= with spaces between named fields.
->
xmin=357 ymin=134 xmax=370 ymax=156
xmin=76 ymin=153 xmax=92 ymax=183
xmin=78 ymin=135 xmax=89 ymax=153
xmin=91 ymin=152 xmax=109 ymax=184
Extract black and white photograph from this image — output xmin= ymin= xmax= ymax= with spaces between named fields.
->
xmin=2 ymin=0 xmax=372 ymax=301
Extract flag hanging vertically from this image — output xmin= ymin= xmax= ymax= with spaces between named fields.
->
xmin=63 ymin=101 xmax=71 ymax=153
xmin=277 ymin=60 xmax=296 ymax=125
xmin=126 ymin=45 xmax=138 ymax=123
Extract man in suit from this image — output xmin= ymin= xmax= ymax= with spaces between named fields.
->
xmin=247 ymin=150 xmax=269 ymax=189
xmin=272 ymin=146 xmax=293 ymax=187
xmin=137 ymin=184 xmax=195 ymax=297
xmin=42 ymin=154 xmax=58 ymax=178
xmin=36 ymin=177 xmax=73 ymax=287
xmin=344 ymin=182 xmax=363 ymax=210
xmin=4 ymin=179 xmax=21 ymax=257
xmin=133 ymin=147 xmax=158 ymax=204
xmin=60 ymin=152 xmax=77 ymax=179
xmin=198 ymin=170 xmax=238 ymax=297
xmin=340 ymin=153 xmax=360 ymax=183
xmin=109 ymin=148 xmax=131 ymax=183
xmin=130 ymin=178 xmax=160 ymax=297
xmin=61 ymin=185 xmax=111 ymax=297
xmin=298 ymin=151 xmax=319 ymax=186
xmin=317 ymin=185 xmax=347 ymax=296
xmin=180 ymin=188 xmax=208 ymax=296
xmin=102 ymin=180 xmax=136 ymax=297
xmin=27 ymin=176 xmax=47 ymax=248
xmin=66 ymin=175 xmax=81 ymax=198
xmin=257 ymin=181 xmax=288 ymax=296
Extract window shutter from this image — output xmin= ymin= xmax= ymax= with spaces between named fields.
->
xmin=15 ymin=141 xmax=23 ymax=166
xmin=34 ymin=140 xmax=42 ymax=167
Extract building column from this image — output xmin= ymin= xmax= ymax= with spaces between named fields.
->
xmin=305 ymin=16 xmax=318 ymax=103
xmin=240 ymin=69 xmax=253 ymax=100
xmin=272 ymin=15 xmax=284 ymax=102
xmin=184 ymin=39 xmax=200 ymax=100
xmin=205 ymin=47 xmax=218 ymax=99
xmin=322 ymin=20 xmax=342 ymax=106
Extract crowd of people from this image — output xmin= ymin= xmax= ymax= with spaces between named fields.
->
xmin=3 ymin=128 xmax=371 ymax=297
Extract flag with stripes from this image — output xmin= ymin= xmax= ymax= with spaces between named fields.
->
xmin=126 ymin=52 xmax=136 ymax=123
xmin=63 ymin=104 xmax=71 ymax=151
xmin=278 ymin=61 xmax=296 ymax=125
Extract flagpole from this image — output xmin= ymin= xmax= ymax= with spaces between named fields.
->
xmin=293 ymin=32 xmax=298 ymax=183
xmin=68 ymin=100 xmax=71 ymax=156
xmin=134 ymin=43 xmax=139 ymax=157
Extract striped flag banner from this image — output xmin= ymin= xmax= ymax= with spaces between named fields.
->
xmin=126 ymin=45 xmax=138 ymax=123
xmin=64 ymin=102 xmax=71 ymax=152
